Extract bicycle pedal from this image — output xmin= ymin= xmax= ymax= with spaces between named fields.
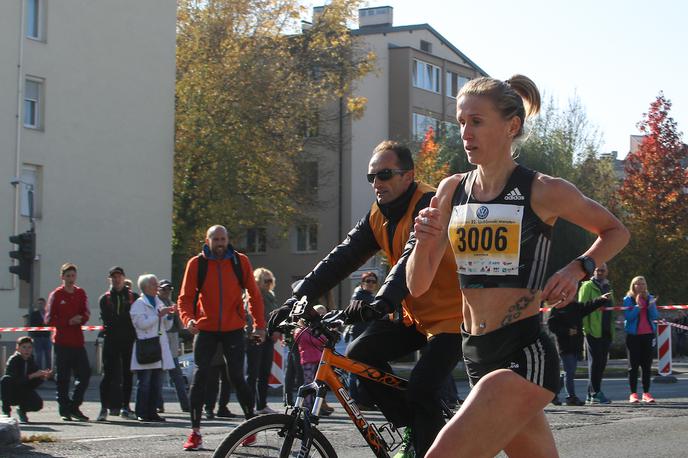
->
xmin=372 ymin=422 xmax=403 ymax=452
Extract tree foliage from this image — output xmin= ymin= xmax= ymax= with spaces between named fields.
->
xmin=174 ymin=0 xmax=374 ymax=279
xmin=414 ymin=128 xmax=449 ymax=187
xmin=615 ymin=93 xmax=688 ymax=302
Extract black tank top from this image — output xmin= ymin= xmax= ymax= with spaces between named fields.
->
xmin=448 ymin=165 xmax=553 ymax=289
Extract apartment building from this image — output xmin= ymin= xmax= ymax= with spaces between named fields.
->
xmin=244 ymin=6 xmax=487 ymax=306
xmin=0 ymin=1 xmax=176 ymax=339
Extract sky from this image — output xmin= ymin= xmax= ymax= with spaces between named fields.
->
xmin=310 ymin=0 xmax=688 ymax=158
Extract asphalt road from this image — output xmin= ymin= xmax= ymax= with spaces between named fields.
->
xmin=1 ymin=374 xmax=687 ymax=457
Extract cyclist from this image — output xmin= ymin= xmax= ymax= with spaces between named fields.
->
xmin=407 ymin=75 xmax=629 ymax=457
xmin=269 ymin=141 xmax=462 ymax=457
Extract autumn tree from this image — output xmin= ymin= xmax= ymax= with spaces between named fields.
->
xmin=174 ymin=0 xmax=374 ymax=279
xmin=414 ymin=128 xmax=450 ymax=187
xmin=615 ymin=93 xmax=688 ymax=302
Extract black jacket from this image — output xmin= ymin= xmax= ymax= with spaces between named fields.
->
xmin=99 ymin=287 xmax=139 ymax=343
xmin=294 ymin=183 xmax=432 ymax=310
xmin=547 ymin=296 xmax=611 ymax=355
xmin=5 ymin=352 xmax=43 ymax=390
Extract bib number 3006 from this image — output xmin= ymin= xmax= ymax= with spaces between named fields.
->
xmin=455 ymin=226 xmax=508 ymax=252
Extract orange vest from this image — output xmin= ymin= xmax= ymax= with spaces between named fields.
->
xmin=369 ymin=182 xmax=463 ymax=336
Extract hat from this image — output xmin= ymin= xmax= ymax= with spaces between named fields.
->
xmin=313 ymin=304 xmax=328 ymax=316
xmin=159 ymin=279 xmax=173 ymax=289
xmin=108 ymin=266 xmax=125 ymax=277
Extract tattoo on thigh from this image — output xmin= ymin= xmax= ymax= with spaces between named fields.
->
xmin=501 ymin=290 xmax=537 ymax=327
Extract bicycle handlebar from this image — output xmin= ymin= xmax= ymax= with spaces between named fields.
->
xmin=277 ymin=297 xmax=345 ymax=348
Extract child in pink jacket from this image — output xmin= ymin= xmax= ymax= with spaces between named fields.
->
xmin=294 ymin=305 xmax=333 ymax=414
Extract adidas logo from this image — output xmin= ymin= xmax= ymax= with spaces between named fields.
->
xmin=504 ymin=187 xmax=525 ymax=200
xmin=509 ymin=362 xmax=520 ymax=369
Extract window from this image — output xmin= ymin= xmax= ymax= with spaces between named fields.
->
xmin=420 ymin=40 xmax=432 ymax=53
xmin=23 ymin=79 xmax=42 ymax=129
xmin=25 ymin=0 xmax=45 ymax=40
xmin=246 ymin=228 xmax=267 ymax=254
xmin=412 ymin=59 xmax=440 ymax=93
xmin=295 ymin=224 xmax=318 ymax=253
xmin=303 ymin=111 xmax=319 ymax=138
xmin=446 ymin=71 xmax=470 ymax=98
xmin=412 ymin=113 xmax=440 ymax=140
xmin=298 ymin=161 xmax=318 ymax=193
xmin=20 ymin=165 xmax=40 ymax=218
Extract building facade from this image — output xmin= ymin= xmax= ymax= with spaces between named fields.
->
xmin=0 ymin=1 xmax=176 ymax=339
xmin=243 ymin=6 xmax=487 ymax=306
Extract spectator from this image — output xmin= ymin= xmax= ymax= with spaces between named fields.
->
xmin=178 ymin=225 xmax=265 ymax=450
xmin=623 ymin=276 xmax=659 ymax=404
xmin=204 ymin=344 xmax=233 ymax=419
xmin=247 ymin=267 xmax=279 ymax=414
xmin=282 ymin=327 xmax=304 ymax=406
xmin=294 ymin=305 xmax=332 ymax=415
xmin=548 ymin=293 xmax=612 ymax=406
xmin=27 ymin=298 xmax=51 ymax=371
xmin=97 ymin=266 xmax=139 ymax=421
xmin=1 ymin=336 xmax=51 ymax=423
xmin=157 ymin=279 xmax=190 ymax=413
xmin=344 ymin=272 xmax=377 ymax=409
xmin=130 ymin=274 xmax=175 ymax=422
xmin=579 ymin=263 xmax=615 ymax=404
xmin=45 ymin=263 xmax=91 ymax=422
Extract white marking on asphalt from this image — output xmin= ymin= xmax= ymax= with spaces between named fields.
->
xmin=75 ymin=434 xmax=167 ymax=443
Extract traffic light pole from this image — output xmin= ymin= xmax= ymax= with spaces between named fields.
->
xmin=27 ymin=185 xmax=34 ymax=313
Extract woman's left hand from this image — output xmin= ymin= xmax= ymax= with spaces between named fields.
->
xmin=542 ymin=262 xmax=584 ymax=308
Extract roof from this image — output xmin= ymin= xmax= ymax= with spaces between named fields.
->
xmin=352 ymin=23 xmax=489 ymax=77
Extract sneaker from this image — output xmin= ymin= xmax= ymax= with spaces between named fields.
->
xmin=71 ymin=406 xmax=89 ymax=422
xmin=204 ymin=410 xmax=215 ymax=420
xmin=392 ymin=427 xmax=414 ymax=458
xmin=157 ymin=406 xmax=165 ymax=414
xmin=565 ymin=396 xmax=585 ymax=406
xmin=16 ymin=408 xmax=29 ymax=424
xmin=216 ymin=407 xmax=235 ymax=418
xmin=642 ymin=392 xmax=656 ymax=403
xmin=587 ymin=391 xmax=611 ymax=405
xmin=629 ymin=393 xmax=640 ymax=404
xmin=59 ymin=406 xmax=72 ymax=421
xmin=551 ymin=397 xmax=562 ymax=406
xmin=109 ymin=408 xmax=120 ymax=416
xmin=183 ymin=431 xmax=203 ymax=451
xmin=149 ymin=414 xmax=166 ymax=422
xmin=585 ymin=393 xmax=592 ymax=403
xmin=97 ymin=408 xmax=108 ymax=421
xmin=241 ymin=434 xmax=257 ymax=447
xmin=120 ymin=408 xmax=137 ymax=420
xmin=256 ymin=406 xmax=277 ymax=415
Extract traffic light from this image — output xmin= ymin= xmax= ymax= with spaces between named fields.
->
xmin=9 ymin=230 xmax=35 ymax=282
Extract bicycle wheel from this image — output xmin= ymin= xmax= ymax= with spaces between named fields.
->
xmin=212 ymin=413 xmax=337 ymax=458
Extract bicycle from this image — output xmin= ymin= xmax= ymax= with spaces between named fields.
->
xmin=212 ymin=298 xmax=455 ymax=457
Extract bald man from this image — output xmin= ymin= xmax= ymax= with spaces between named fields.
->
xmin=178 ymin=225 xmax=266 ymax=450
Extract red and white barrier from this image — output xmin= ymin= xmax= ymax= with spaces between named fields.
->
xmin=540 ymin=304 xmax=688 ymax=312
xmin=268 ymin=346 xmax=284 ymax=388
xmin=0 ymin=325 xmax=103 ymax=332
xmin=656 ymin=322 xmax=673 ymax=376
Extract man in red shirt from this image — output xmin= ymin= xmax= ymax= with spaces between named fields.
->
xmin=46 ymin=263 xmax=91 ymax=421
xmin=178 ymin=225 xmax=266 ymax=451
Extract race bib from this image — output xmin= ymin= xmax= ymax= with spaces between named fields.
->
xmin=449 ymin=203 xmax=523 ymax=276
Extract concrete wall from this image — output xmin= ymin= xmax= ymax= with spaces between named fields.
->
xmin=0 ymin=0 xmax=176 ymax=336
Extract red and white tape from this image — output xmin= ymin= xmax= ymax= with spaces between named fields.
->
xmin=0 ymin=325 xmax=103 ymax=332
xmin=656 ymin=320 xmax=688 ymax=332
xmin=540 ymin=304 xmax=688 ymax=312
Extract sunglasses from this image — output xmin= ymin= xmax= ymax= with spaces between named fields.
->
xmin=366 ymin=169 xmax=410 ymax=183
xmin=363 ymin=279 xmax=378 ymax=284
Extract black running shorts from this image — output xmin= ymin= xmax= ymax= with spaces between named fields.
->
xmin=462 ymin=315 xmax=560 ymax=394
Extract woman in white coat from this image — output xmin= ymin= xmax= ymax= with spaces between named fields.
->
xmin=130 ymin=274 xmax=174 ymax=422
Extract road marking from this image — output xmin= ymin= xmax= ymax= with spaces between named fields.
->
xmin=75 ymin=434 xmax=168 ymax=443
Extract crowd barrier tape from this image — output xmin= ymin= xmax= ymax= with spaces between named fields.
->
xmin=540 ymin=304 xmax=688 ymax=312
xmin=0 ymin=325 xmax=103 ymax=332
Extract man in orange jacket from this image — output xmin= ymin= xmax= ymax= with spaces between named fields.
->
xmin=178 ymin=225 xmax=266 ymax=451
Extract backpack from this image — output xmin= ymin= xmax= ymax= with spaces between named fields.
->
xmin=192 ymin=248 xmax=245 ymax=319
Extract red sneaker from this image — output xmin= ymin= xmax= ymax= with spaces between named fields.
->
xmin=629 ymin=393 xmax=640 ymax=403
xmin=241 ymin=433 xmax=257 ymax=447
xmin=183 ymin=431 xmax=202 ymax=451
xmin=642 ymin=392 xmax=656 ymax=403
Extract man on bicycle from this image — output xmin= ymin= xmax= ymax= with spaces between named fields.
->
xmin=268 ymin=141 xmax=462 ymax=457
